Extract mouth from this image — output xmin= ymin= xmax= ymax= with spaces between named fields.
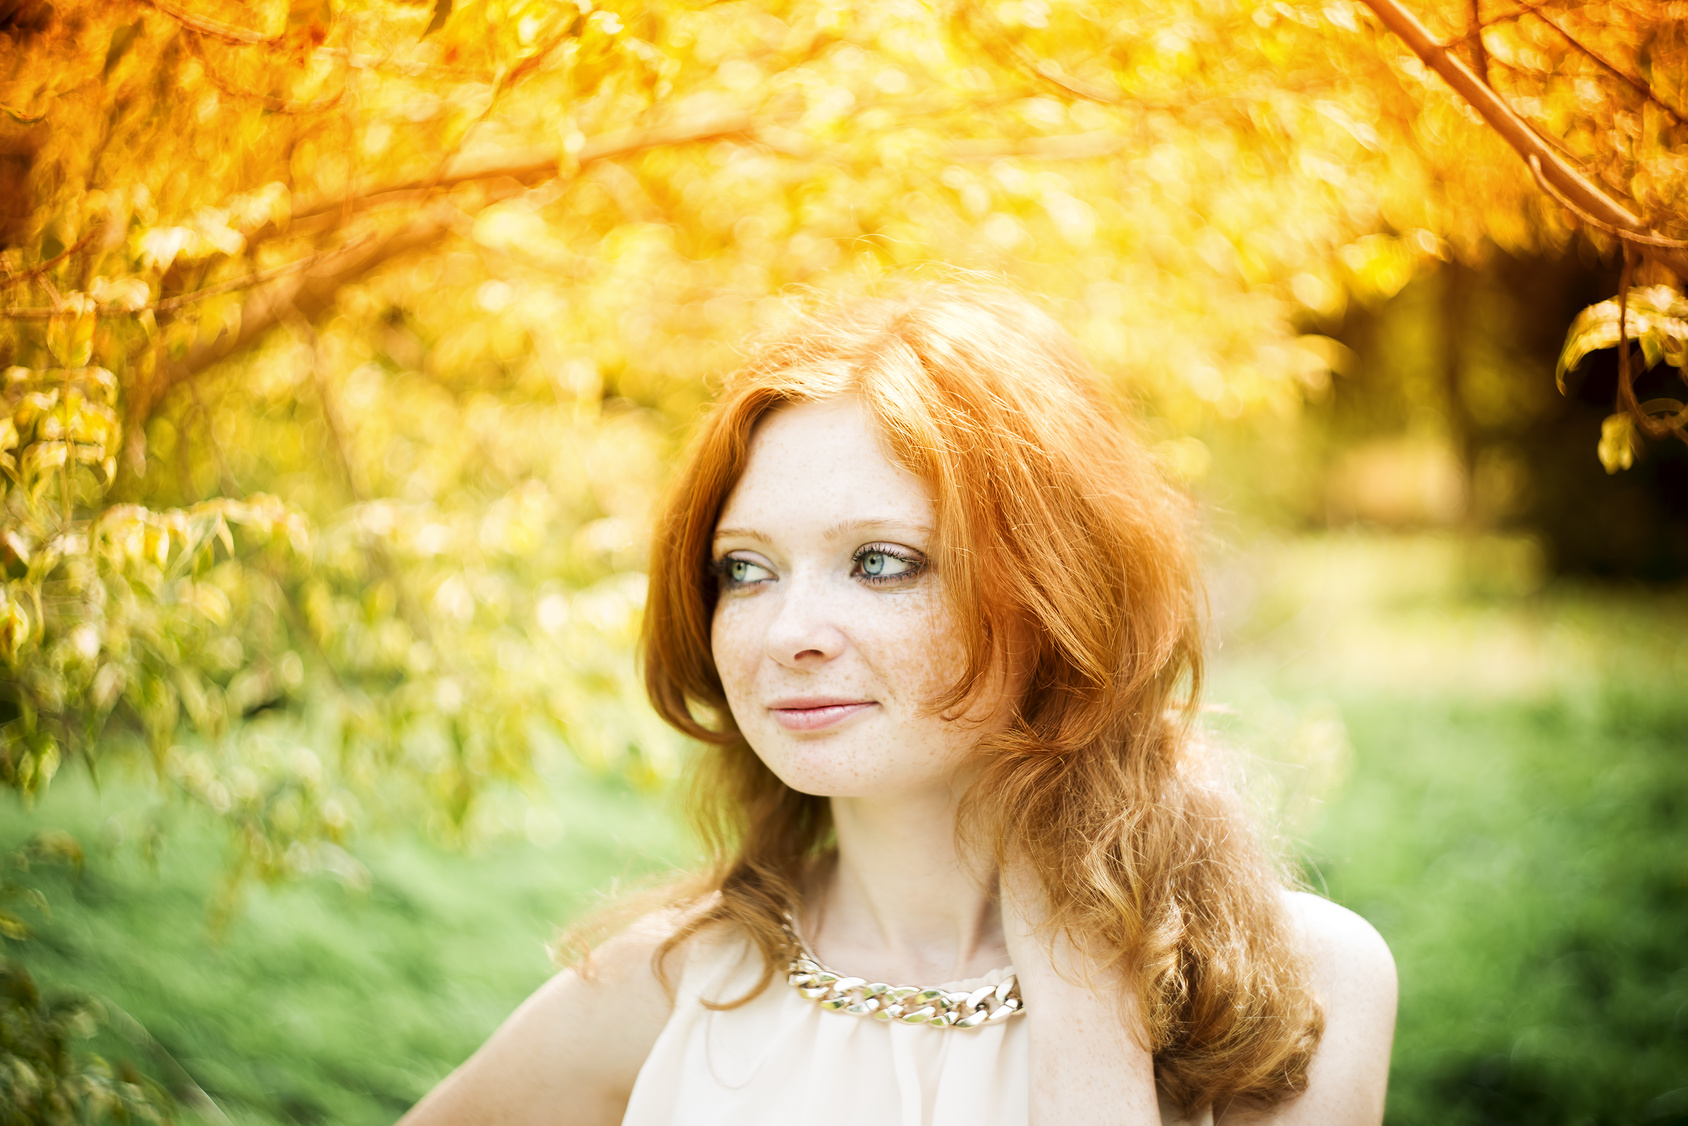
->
xmin=767 ymin=697 xmax=878 ymax=732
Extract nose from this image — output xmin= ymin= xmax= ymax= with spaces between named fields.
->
xmin=763 ymin=570 xmax=847 ymax=669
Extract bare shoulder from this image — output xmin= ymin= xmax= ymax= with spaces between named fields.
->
xmin=1281 ymin=889 xmax=1397 ymax=1001
xmin=574 ymin=903 xmax=699 ymax=993
xmin=1219 ymin=892 xmax=1398 ymax=1126
xmin=396 ymin=906 xmax=697 ymax=1126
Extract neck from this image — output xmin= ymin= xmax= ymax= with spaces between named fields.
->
xmin=808 ymin=775 xmax=1007 ymax=985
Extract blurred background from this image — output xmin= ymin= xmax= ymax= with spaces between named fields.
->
xmin=1 ymin=0 xmax=1685 ymax=1122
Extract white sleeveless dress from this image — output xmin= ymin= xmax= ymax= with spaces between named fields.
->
xmin=620 ymin=929 xmax=1213 ymax=1126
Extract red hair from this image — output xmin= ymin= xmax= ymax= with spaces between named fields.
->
xmin=641 ymin=285 xmax=1321 ymax=1113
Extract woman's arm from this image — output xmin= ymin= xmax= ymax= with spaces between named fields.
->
xmin=1218 ymin=892 xmax=1398 ymax=1126
xmin=396 ymin=913 xmax=680 ymax=1126
xmin=1001 ymin=867 xmax=1163 ymax=1126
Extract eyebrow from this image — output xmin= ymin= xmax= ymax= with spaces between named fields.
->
xmin=711 ymin=519 xmax=933 ymax=544
xmin=822 ymin=518 xmax=933 ymax=540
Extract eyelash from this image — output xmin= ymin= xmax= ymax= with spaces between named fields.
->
xmin=707 ymin=545 xmax=927 ymax=591
xmin=851 ymin=544 xmax=926 ymax=586
xmin=707 ymin=556 xmax=764 ymax=591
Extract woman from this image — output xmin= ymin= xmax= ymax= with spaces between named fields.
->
xmin=400 ymin=287 xmax=1396 ymax=1125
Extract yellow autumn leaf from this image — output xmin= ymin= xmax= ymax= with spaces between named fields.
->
xmin=1598 ymin=413 xmax=1637 ymax=474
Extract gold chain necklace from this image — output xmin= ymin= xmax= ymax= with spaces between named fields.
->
xmin=781 ymin=915 xmax=1025 ymax=1028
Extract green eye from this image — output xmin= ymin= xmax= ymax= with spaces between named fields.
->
xmin=713 ymin=555 xmax=773 ymax=587
xmin=852 ymin=545 xmax=922 ymax=583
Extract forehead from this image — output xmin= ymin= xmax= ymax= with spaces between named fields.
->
xmin=714 ymin=397 xmax=933 ymax=533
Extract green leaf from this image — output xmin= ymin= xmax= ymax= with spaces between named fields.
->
xmin=0 ymin=911 xmax=32 ymax=940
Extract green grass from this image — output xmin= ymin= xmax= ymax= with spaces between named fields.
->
xmin=5 ymin=532 xmax=1686 ymax=1125
xmin=1 ymin=758 xmax=687 ymax=1125
xmin=1206 ymin=533 xmax=1688 ymax=1126
xmin=1328 ymin=693 xmax=1688 ymax=1125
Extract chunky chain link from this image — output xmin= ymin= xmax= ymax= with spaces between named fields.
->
xmin=781 ymin=917 xmax=1025 ymax=1028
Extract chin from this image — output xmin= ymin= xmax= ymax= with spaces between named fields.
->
xmin=758 ymin=754 xmax=887 ymax=799
xmin=749 ymin=735 xmax=945 ymax=800
xmin=772 ymin=776 xmax=866 ymax=799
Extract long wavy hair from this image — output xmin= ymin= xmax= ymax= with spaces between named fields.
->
xmin=639 ymin=285 xmax=1322 ymax=1114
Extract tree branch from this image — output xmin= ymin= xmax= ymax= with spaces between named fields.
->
xmin=40 ymin=101 xmax=1155 ymax=415
xmin=1526 ymin=156 xmax=1688 ymax=248
xmin=153 ymin=241 xmax=381 ymax=312
xmin=159 ymin=218 xmax=450 ymax=393
xmin=0 ymin=227 xmax=103 ymax=292
xmin=1608 ymin=244 xmax=1684 ymax=446
xmin=181 ymin=27 xmax=347 ymax=114
xmin=0 ymin=101 xmax=49 ymax=124
xmin=958 ymin=0 xmax=1124 ymax=105
xmin=142 ymin=0 xmax=282 ymax=46
xmin=1359 ymin=0 xmax=1688 ymax=275
xmin=2 ymin=306 xmax=77 ymax=320
xmin=11 ymin=109 xmax=774 ymax=425
xmin=1 ymin=243 xmax=371 ymax=320
xmin=290 ymin=112 xmax=763 ymax=224
xmin=315 ymin=45 xmax=488 ymax=82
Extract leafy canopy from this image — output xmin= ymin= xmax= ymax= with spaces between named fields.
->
xmin=0 ymin=0 xmax=1682 ymax=867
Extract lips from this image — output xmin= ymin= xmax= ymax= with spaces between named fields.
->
xmin=768 ymin=697 xmax=877 ymax=732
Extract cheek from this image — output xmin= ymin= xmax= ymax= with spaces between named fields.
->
xmin=888 ymin=601 xmax=1018 ymax=738
xmin=871 ymin=596 xmax=969 ymax=708
xmin=709 ymin=600 xmax=759 ymax=699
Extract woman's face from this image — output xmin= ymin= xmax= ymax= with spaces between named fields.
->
xmin=709 ymin=396 xmax=1014 ymax=799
